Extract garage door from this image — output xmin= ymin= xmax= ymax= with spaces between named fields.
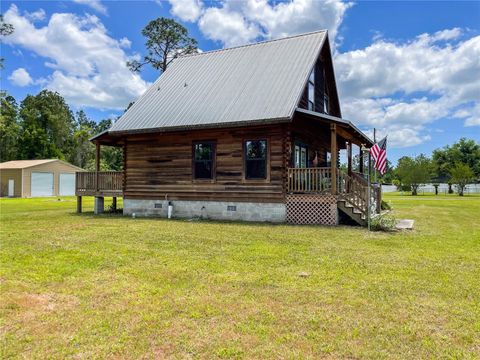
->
xmin=31 ymin=172 xmax=54 ymax=197
xmin=59 ymin=173 xmax=75 ymax=196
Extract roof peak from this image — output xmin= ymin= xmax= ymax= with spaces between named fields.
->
xmin=183 ymin=29 xmax=328 ymax=59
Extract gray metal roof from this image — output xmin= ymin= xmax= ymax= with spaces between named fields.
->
xmin=110 ymin=30 xmax=327 ymax=133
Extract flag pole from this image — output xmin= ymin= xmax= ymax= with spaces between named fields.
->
xmin=361 ymin=145 xmax=371 ymax=231
xmin=373 ymin=128 xmax=377 ymax=184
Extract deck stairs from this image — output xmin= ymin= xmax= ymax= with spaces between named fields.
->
xmin=337 ymin=171 xmax=377 ymax=227
xmin=337 ymin=196 xmax=367 ymax=226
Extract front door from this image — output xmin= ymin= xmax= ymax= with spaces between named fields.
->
xmin=8 ymin=179 xmax=14 ymax=197
xmin=294 ymin=144 xmax=308 ymax=168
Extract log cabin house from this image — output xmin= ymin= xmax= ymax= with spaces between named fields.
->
xmin=76 ymin=30 xmax=380 ymax=226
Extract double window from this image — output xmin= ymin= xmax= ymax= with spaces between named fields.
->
xmin=193 ymin=142 xmax=215 ymax=180
xmin=245 ymin=140 xmax=267 ymax=179
xmin=307 ymin=70 xmax=315 ymax=111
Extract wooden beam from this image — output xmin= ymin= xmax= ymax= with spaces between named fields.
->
xmin=330 ymin=123 xmax=337 ymax=194
xmin=95 ymin=141 xmax=100 ymax=172
xmin=95 ymin=141 xmax=100 ymax=192
xmin=347 ymin=141 xmax=352 ymax=175
xmin=359 ymin=145 xmax=364 ymax=174
xmin=76 ymin=196 xmax=82 ymax=213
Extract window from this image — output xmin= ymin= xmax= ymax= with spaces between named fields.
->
xmin=245 ymin=140 xmax=267 ymax=179
xmin=193 ymin=142 xmax=215 ymax=179
xmin=294 ymin=144 xmax=308 ymax=168
xmin=308 ymin=70 xmax=315 ymax=111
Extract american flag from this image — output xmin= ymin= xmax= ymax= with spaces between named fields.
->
xmin=370 ymin=136 xmax=388 ymax=175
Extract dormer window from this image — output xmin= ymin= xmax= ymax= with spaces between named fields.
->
xmin=324 ymin=93 xmax=329 ymax=114
xmin=307 ymin=70 xmax=315 ymax=111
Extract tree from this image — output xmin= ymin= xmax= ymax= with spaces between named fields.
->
xmin=432 ymin=138 xmax=480 ymax=180
xmin=396 ymin=155 xmax=432 ymax=195
xmin=0 ymin=93 xmax=19 ymax=162
xmin=449 ymin=163 xmax=474 ymax=196
xmin=0 ymin=14 xmax=14 ymax=69
xmin=67 ymin=111 xmax=97 ymax=169
xmin=18 ymin=90 xmax=75 ymax=159
xmin=127 ymin=17 xmax=197 ymax=73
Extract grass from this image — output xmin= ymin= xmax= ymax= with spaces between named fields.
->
xmin=1 ymin=194 xmax=479 ymax=359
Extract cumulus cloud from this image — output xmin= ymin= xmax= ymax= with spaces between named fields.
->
xmin=3 ymin=4 xmax=149 ymax=110
xmin=169 ymin=0 xmax=203 ymax=22
xmin=73 ymin=0 xmax=108 ymax=15
xmin=179 ymin=0 xmax=350 ymax=47
xmin=24 ymin=9 xmax=46 ymax=22
xmin=199 ymin=6 xmax=260 ymax=47
xmin=335 ymin=30 xmax=480 ymax=146
xmin=8 ymin=68 xmax=34 ymax=87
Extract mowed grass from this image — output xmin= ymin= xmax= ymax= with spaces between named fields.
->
xmin=1 ymin=194 xmax=479 ymax=359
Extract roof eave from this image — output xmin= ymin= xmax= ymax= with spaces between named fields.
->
xmin=108 ymin=117 xmax=292 ymax=137
xmin=295 ymin=107 xmax=374 ymax=145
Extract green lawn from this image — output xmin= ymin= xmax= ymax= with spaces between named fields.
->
xmin=1 ymin=194 xmax=479 ymax=359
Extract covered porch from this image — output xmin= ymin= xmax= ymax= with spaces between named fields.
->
xmin=75 ymin=131 xmax=125 ymax=214
xmin=285 ymin=109 xmax=381 ymax=225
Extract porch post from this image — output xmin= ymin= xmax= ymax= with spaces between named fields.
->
xmin=330 ymin=124 xmax=337 ymax=194
xmin=95 ymin=141 xmax=100 ymax=192
xmin=359 ymin=146 xmax=364 ymax=174
xmin=347 ymin=141 xmax=352 ymax=175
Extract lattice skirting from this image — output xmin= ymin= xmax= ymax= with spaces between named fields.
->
xmin=286 ymin=194 xmax=338 ymax=225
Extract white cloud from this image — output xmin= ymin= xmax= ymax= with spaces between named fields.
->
xmin=72 ymin=0 xmax=108 ymax=15
xmin=24 ymin=9 xmax=46 ymax=22
xmin=456 ymin=103 xmax=480 ymax=127
xmin=199 ymin=6 xmax=260 ymax=47
xmin=168 ymin=0 xmax=203 ymax=22
xmin=8 ymin=68 xmax=33 ymax=87
xmin=181 ymin=0 xmax=350 ymax=47
xmin=3 ymin=4 xmax=149 ymax=110
xmin=119 ymin=37 xmax=132 ymax=49
xmin=335 ymin=29 xmax=480 ymax=146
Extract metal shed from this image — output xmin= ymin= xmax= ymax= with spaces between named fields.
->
xmin=0 ymin=159 xmax=84 ymax=198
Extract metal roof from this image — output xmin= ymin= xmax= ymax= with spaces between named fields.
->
xmin=110 ymin=30 xmax=327 ymax=133
xmin=0 ymin=159 xmax=57 ymax=169
xmin=295 ymin=108 xmax=374 ymax=146
xmin=0 ymin=159 xmax=84 ymax=170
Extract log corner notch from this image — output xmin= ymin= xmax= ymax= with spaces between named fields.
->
xmin=330 ymin=123 xmax=337 ymax=194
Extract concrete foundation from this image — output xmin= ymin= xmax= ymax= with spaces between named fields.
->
xmin=123 ymin=199 xmax=286 ymax=223
xmin=94 ymin=196 xmax=104 ymax=214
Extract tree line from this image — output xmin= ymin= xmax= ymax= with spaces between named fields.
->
xmin=378 ymin=138 xmax=480 ymax=196
xmin=0 ymin=90 xmax=123 ymax=170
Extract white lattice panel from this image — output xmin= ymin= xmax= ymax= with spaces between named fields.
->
xmin=286 ymin=194 xmax=338 ymax=225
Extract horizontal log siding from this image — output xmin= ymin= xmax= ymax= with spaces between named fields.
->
xmin=124 ymin=125 xmax=286 ymax=202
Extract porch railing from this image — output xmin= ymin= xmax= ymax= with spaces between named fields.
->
xmin=75 ymin=171 xmax=123 ymax=196
xmin=287 ymin=167 xmax=333 ymax=193
xmin=287 ymin=167 xmax=381 ymax=215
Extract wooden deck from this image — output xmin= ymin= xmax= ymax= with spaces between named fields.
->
xmin=75 ymin=171 xmax=123 ymax=197
xmin=287 ymin=167 xmax=381 ymax=225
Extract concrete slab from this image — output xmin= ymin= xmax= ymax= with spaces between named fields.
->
xmin=396 ymin=219 xmax=414 ymax=230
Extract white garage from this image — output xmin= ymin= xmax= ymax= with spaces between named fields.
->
xmin=31 ymin=172 xmax=54 ymax=197
xmin=59 ymin=173 xmax=76 ymax=196
xmin=0 ymin=159 xmax=84 ymax=197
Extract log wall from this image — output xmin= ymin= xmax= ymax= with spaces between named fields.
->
xmin=124 ymin=124 xmax=287 ymax=203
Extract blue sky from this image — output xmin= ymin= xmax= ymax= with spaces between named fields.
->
xmin=1 ymin=0 xmax=479 ymax=163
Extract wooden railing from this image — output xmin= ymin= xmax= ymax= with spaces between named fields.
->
xmin=287 ymin=167 xmax=332 ymax=193
xmin=76 ymin=171 xmax=123 ymax=196
xmin=287 ymin=167 xmax=381 ymax=216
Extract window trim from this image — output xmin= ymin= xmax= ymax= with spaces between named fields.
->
xmin=192 ymin=141 xmax=216 ymax=182
xmin=243 ymin=138 xmax=270 ymax=182
xmin=307 ymin=70 xmax=315 ymax=111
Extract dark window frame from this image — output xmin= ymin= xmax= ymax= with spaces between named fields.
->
xmin=307 ymin=70 xmax=315 ymax=111
xmin=243 ymin=138 xmax=269 ymax=181
xmin=192 ymin=141 xmax=216 ymax=182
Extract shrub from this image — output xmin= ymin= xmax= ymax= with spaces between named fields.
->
xmin=371 ymin=213 xmax=396 ymax=232
xmin=381 ymin=200 xmax=392 ymax=211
